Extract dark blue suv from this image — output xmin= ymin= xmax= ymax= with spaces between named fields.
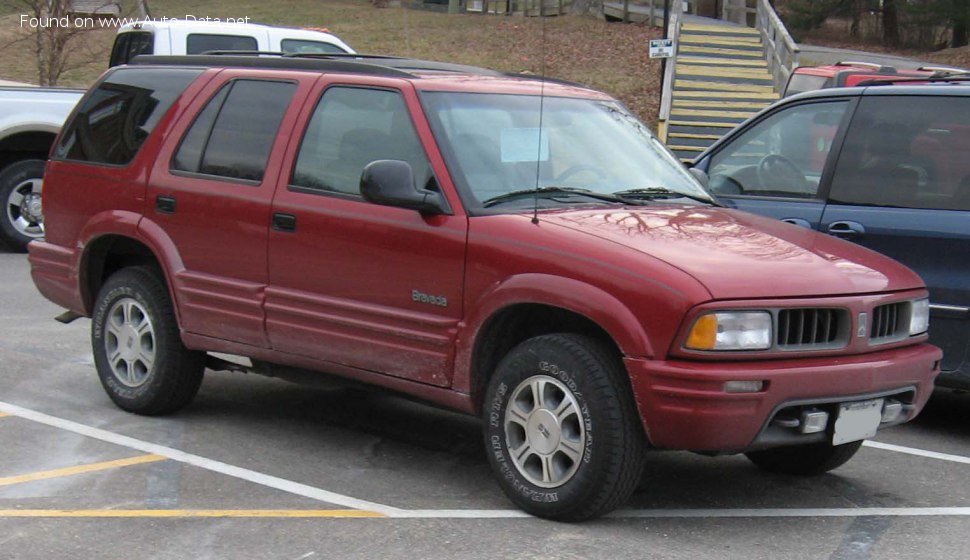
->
xmin=690 ymin=84 xmax=970 ymax=389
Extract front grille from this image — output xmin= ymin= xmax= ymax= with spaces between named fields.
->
xmin=871 ymin=302 xmax=906 ymax=342
xmin=776 ymin=308 xmax=843 ymax=349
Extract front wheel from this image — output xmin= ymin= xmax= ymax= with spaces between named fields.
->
xmin=92 ymin=266 xmax=205 ymax=415
xmin=745 ymin=440 xmax=864 ymax=476
xmin=483 ymin=334 xmax=645 ymax=521
xmin=0 ymin=159 xmax=46 ymax=252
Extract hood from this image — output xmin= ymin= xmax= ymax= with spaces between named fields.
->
xmin=540 ymin=206 xmax=923 ymax=300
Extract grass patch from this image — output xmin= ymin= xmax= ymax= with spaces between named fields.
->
xmin=0 ymin=0 xmax=662 ymax=125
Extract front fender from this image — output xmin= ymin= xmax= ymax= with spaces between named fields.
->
xmin=452 ymin=273 xmax=654 ymax=395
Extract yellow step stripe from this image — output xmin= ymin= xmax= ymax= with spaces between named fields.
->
xmin=671 ymin=108 xmax=759 ymax=118
xmin=680 ymin=45 xmax=764 ymax=58
xmin=674 ymin=99 xmax=771 ymax=109
xmin=677 ymin=65 xmax=773 ymax=79
xmin=668 ymin=145 xmax=707 ymax=152
xmin=680 ymin=36 xmax=763 ymax=47
xmin=681 ymin=23 xmax=761 ymax=35
xmin=0 ymin=412 xmax=10 ymax=418
xmin=676 ymin=89 xmax=778 ymax=100
xmin=669 ymin=120 xmax=739 ymax=128
xmin=675 ymin=79 xmax=776 ymax=93
xmin=0 ymin=509 xmax=387 ymax=518
xmin=669 ymin=132 xmax=724 ymax=140
xmin=0 ymin=454 xmax=167 ymax=487
xmin=678 ymin=56 xmax=768 ymax=68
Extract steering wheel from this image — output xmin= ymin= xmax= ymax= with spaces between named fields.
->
xmin=555 ymin=164 xmax=610 ymax=184
xmin=757 ymin=154 xmax=808 ymax=193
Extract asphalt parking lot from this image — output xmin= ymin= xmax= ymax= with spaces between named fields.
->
xmin=1 ymin=245 xmax=969 ymax=559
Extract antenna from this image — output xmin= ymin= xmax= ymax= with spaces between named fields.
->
xmin=532 ymin=9 xmax=547 ymax=226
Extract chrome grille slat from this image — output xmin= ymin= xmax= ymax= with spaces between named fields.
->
xmin=776 ymin=308 xmax=844 ymax=349
xmin=871 ymin=302 xmax=906 ymax=342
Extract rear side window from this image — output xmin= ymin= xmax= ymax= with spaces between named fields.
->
xmin=829 ymin=96 xmax=970 ymax=211
xmin=54 ymin=68 xmax=203 ymax=166
xmin=186 ymin=34 xmax=258 ymax=54
xmin=280 ymin=39 xmax=346 ymax=54
xmin=109 ymin=31 xmax=154 ymax=67
xmin=172 ymin=80 xmax=296 ymax=183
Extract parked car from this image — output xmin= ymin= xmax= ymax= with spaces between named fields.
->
xmin=29 ymin=54 xmax=940 ymax=520
xmin=109 ymin=19 xmax=355 ymax=67
xmin=690 ymin=82 xmax=969 ymax=390
xmin=0 ymin=85 xmax=84 ymax=250
xmin=783 ymin=61 xmax=966 ymax=97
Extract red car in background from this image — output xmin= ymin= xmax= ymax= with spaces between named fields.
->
xmin=783 ymin=61 xmax=966 ymax=97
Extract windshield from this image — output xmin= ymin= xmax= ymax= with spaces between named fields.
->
xmin=420 ymin=92 xmax=712 ymax=212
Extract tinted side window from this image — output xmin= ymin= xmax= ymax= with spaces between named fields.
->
xmin=109 ymin=31 xmax=154 ymax=67
xmin=280 ymin=39 xmax=346 ymax=54
xmin=829 ymin=96 xmax=970 ymax=211
xmin=55 ymin=68 xmax=203 ymax=165
xmin=186 ymin=34 xmax=258 ymax=54
xmin=292 ymin=87 xmax=432 ymax=195
xmin=708 ymin=101 xmax=848 ymax=198
xmin=173 ymin=80 xmax=296 ymax=182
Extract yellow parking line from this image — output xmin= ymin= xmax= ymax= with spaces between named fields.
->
xmin=0 ymin=454 xmax=167 ymax=487
xmin=0 ymin=509 xmax=386 ymax=518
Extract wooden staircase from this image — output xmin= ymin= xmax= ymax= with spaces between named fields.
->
xmin=666 ymin=21 xmax=778 ymax=163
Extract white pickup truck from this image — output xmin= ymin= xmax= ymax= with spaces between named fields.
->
xmin=0 ymin=20 xmax=354 ymax=251
xmin=0 ymin=85 xmax=83 ymax=251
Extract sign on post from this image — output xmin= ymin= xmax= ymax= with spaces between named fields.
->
xmin=649 ymin=38 xmax=675 ymax=59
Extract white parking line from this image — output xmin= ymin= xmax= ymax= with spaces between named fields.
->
xmin=0 ymin=400 xmax=405 ymax=517
xmin=863 ymin=440 xmax=970 ymax=465
xmin=2 ymin=399 xmax=969 ymax=521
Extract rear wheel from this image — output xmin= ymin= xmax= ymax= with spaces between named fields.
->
xmin=92 ymin=266 xmax=204 ymax=415
xmin=0 ymin=159 xmax=46 ymax=252
xmin=483 ymin=334 xmax=645 ymax=521
xmin=745 ymin=440 xmax=864 ymax=476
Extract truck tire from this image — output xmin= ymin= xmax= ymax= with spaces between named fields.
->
xmin=92 ymin=266 xmax=205 ymax=415
xmin=483 ymin=334 xmax=645 ymax=521
xmin=745 ymin=440 xmax=864 ymax=476
xmin=0 ymin=159 xmax=46 ymax=252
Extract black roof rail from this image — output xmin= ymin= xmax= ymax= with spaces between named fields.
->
xmin=129 ymin=53 xmax=592 ymax=88
xmin=857 ymin=74 xmax=970 ymax=87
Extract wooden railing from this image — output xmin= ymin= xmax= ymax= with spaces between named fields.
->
xmin=656 ymin=0 xmax=685 ymax=141
xmin=755 ymin=0 xmax=800 ymax=90
xmin=466 ymin=0 xmax=572 ymax=15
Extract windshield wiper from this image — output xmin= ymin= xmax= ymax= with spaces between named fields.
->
xmin=482 ymin=186 xmax=630 ymax=208
xmin=612 ymin=187 xmax=715 ymax=205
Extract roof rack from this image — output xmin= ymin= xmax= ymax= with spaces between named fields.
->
xmin=836 ymin=60 xmax=885 ymax=69
xmin=856 ymin=74 xmax=970 ymax=86
xmin=130 ymin=52 xmax=589 ymax=87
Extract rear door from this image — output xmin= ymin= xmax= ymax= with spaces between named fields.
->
xmin=696 ymin=98 xmax=853 ymax=229
xmin=146 ymin=69 xmax=313 ymax=347
xmin=265 ymin=76 xmax=467 ymax=386
xmin=822 ymin=94 xmax=970 ymax=373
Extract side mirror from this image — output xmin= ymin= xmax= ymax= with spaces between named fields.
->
xmin=360 ymin=160 xmax=448 ymax=215
xmin=688 ymin=167 xmax=710 ymax=189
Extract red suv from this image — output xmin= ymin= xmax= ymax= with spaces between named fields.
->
xmin=29 ymin=54 xmax=941 ymax=520
xmin=783 ymin=61 xmax=965 ymax=97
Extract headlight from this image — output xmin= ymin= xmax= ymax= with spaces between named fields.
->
xmin=685 ymin=311 xmax=772 ymax=351
xmin=909 ymin=298 xmax=929 ymax=336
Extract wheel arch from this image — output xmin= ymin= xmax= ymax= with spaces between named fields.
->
xmin=456 ymin=274 xmax=654 ymax=413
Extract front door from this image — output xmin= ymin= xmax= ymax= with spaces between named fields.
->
xmin=822 ymin=95 xmax=970 ymax=374
xmin=266 ymin=77 xmax=467 ymax=386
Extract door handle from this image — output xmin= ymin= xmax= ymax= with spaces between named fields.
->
xmin=781 ymin=218 xmax=811 ymax=229
xmin=272 ymin=213 xmax=297 ymax=233
xmin=155 ymin=195 xmax=176 ymax=214
xmin=827 ymin=221 xmax=865 ymax=239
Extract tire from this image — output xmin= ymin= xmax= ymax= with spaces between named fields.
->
xmin=745 ymin=440 xmax=864 ymax=476
xmin=0 ymin=159 xmax=46 ymax=252
xmin=483 ymin=334 xmax=645 ymax=521
xmin=92 ymin=266 xmax=205 ymax=415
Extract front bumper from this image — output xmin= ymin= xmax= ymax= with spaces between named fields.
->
xmin=624 ymin=343 xmax=941 ymax=453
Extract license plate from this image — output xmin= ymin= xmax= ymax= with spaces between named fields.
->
xmin=832 ymin=399 xmax=883 ymax=445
